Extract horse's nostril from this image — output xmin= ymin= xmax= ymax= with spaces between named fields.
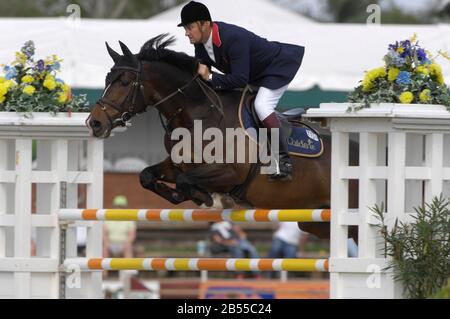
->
xmin=90 ymin=120 xmax=102 ymax=130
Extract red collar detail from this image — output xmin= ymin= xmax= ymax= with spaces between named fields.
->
xmin=212 ymin=22 xmax=222 ymax=47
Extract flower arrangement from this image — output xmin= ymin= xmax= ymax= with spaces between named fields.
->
xmin=0 ymin=40 xmax=90 ymax=114
xmin=348 ymin=34 xmax=450 ymax=110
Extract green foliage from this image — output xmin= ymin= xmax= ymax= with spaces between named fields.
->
xmin=326 ymin=0 xmax=375 ymax=23
xmin=324 ymin=0 xmax=441 ymax=24
xmin=0 ymin=0 xmax=186 ymax=19
xmin=371 ymin=195 xmax=450 ymax=299
xmin=429 ymin=278 xmax=450 ymax=299
xmin=0 ymin=41 xmax=90 ymax=115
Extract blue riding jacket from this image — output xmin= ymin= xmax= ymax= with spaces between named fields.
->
xmin=194 ymin=21 xmax=305 ymax=91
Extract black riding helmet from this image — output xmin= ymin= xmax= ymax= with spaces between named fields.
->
xmin=177 ymin=1 xmax=212 ymax=27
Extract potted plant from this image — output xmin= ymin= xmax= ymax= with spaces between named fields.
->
xmin=347 ymin=34 xmax=450 ymax=111
xmin=0 ymin=40 xmax=90 ymax=120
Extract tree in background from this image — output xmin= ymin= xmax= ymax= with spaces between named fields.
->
xmin=1 ymin=0 xmax=449 ymax=22
xmin=271 ymin=0 xmax=449 ymax=24
xmin=0 ymin=0 xmax=185 ymax=19
xmin=326 ymin=0 xmax=377 ymax=23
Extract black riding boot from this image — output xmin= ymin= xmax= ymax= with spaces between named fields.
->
xmin=270 ymin=127 xmax=293 ymax=181
xmin=262 ymin=112 xmax=293 ymax=181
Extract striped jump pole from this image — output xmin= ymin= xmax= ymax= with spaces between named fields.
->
xmin=63 ymin=258 xmax=329 ymax=272
xmin=59 ymin=208 xmax=330 ymax=222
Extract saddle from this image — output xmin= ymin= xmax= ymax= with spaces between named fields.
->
xmin=238 ymin=87 xmax=324 ymax=158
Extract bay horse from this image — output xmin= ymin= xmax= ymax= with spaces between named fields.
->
xmin=86 ymin=34 xmax=358 ymax=240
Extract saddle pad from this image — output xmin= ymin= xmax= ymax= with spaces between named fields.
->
xmin=238 ymin=99 xmax=323 ymax=158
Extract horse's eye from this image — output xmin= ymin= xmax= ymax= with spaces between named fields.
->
xmin=120 ymin=79 xmax=130 ymax=86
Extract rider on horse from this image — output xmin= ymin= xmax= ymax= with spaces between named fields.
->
xmin=178 ymin=1 xmax=305 ymax=181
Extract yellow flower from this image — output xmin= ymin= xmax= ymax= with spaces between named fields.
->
xmin=438 ymin=50 xmax=450 ymax=61
xmin=57 ymin=92 xmax=67 ymax=104
xmin=410 ymin=33 xmax=418 ymax=43
xmin=0 ymin=76 xmax=5 ymax=83
xmin=21 ymin=75 xmax=34 ymax=83
xmin=419 ymin=89 xmax=431 ymax=103
xmin=3 ymin=80 xmax=15 ymax=90
xmin=388 ymin=68 xmax=400 ymax=82
xmin=362 ymin=67 xmax=386 ymax=91
xmin=429 ymin=63 xmax=442 ymax=75
xmin=52 ymin=54 xmax=61 ymax=62
xmin=60 ymin=83 xmax=70 ymax=93
xmin=23 ymin=85 xmax=36 ymax=96
xmin=429 ymin=63 xmax=445 ymax=85
xmin=399 ymin=91 xmax=414 ymax=104
xmin=416 ymin=66 xmax=429 ymax=75
xmin=0 ymin=95 xmax=5 ymax=104
xmin=362 ymin=77 xmax=373 ymax=92
xmin=0 ymin=83 xmax=7 ymax=96
xmin=43 ymin=77 xmax=57 ymax=91
xmin=14 ymin=52 xmax=27 ymax=65
xmin=397 ymin=47 xmax=404 ymax=54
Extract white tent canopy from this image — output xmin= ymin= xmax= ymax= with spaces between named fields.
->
xmin=0 ymin=9 xmax=448 ymax=91
xmin=151 ymin=0 xmax=316 ymax=27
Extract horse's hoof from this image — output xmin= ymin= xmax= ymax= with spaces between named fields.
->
xmin=211 ymin=193 xmax=235 ymax=209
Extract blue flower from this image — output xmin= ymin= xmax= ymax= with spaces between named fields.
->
xmin=389 ymin=41 xmax=399 ymax=51
xmin=4 ymin=66 xmax=17 ymax=80
xmin=385 ymin=51 xmax=406 ymax=67
xmin=35 ymin=59 xmax=44 ymax=72
xmin=21 ymin=40 xmax=35 ymax=59
xmin=396 ymin=71 xmax=411 ymax=85
xmin=416 ymin=48 xmax=427 ymax=61
xmin=52 ymin=61 xmax=61 ymax=71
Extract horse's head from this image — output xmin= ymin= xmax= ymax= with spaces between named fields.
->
xmin=87 ymin=41 xmax=148 ymax=138
xmin=88 ymin=34 xmax=205 ymax=139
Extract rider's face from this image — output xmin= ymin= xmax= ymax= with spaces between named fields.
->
xmin=184 ymin=22 xmax=210 ymax=44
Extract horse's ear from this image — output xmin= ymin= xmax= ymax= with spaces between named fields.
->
xmin=106 ymin=42 xmax=121 ymax=63
xmin=119 ymin=41 xmax=138 ymax=65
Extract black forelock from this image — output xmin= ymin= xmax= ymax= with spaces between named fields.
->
xmin=138 ymin=33 xmax=199 ymax=76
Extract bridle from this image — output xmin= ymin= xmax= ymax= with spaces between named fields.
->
xmin=90 ymin=60 xmax=224 ymax=134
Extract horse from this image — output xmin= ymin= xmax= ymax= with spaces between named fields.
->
xmin=86 ymin=34 xmax=358 ymax=241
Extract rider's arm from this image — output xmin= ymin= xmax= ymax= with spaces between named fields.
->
xmin=210 ymin=37 xmax=250 ymax=90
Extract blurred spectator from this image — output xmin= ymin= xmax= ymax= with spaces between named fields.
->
xmin=268 ymin=222 xmax=309 ymax=259
xmin=103 ymin=195 xmax=136 ymax=258
xmin=209 ymin=221 xmax=261 ymax=279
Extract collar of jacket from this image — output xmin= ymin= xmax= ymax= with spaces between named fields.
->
xmin=212 ymin=22 xmax=222 ymax=47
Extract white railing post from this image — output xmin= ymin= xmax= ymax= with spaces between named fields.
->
xmin=307 ymin=103 xmax=450 ymax=299
xmin=0 ymin=112 xmax=119 ymax=299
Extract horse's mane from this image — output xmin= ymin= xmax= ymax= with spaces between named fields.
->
xmin=138 ymin=33 xmax=198 ymax=75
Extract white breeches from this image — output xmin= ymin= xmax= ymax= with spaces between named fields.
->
xmin=254 ymin=84 xmax=289 ymax=121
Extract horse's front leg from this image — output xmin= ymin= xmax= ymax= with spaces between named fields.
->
xmin=139 ymin=157 xmax=187 ymax=204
